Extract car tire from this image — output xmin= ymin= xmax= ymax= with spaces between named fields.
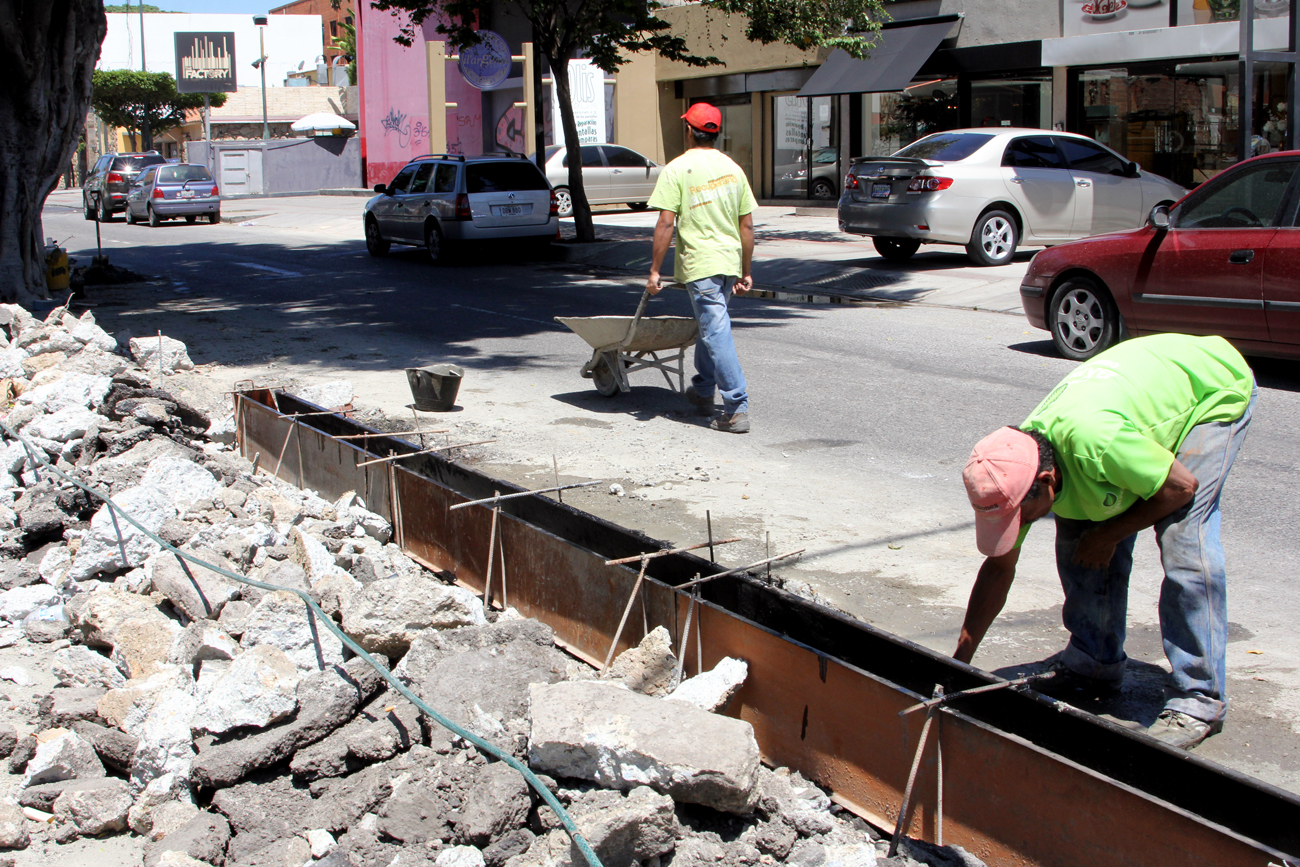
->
xmin=812 ymin=178 xmax=836 ymax=199
xmin=209 ymin=212 xmax=220 ymax=225
xmin=627 ymin=202 xmax=649 ymax=211
xmin=592 ymin=354 xmax=620 ymax=397
xmin=1048 ymin=277 xmax=1121 ymax=361
xmin=554 ymin=187 xmax=573 ymax=218
xmin=125 ymin=207 xmax=138 ymax=225
xmin=83 ymin=196 xmax=95 ymax=221
xmin=148 ymin=206 xmax=161 ymax=228
xmin=185 ymin=215 xmax=196 ymax=224
xmin=98 ymin=196 xmax=113 ymax=223
xmin=364 ymin=218 xmax=389 ymax=256
xmin=425 ymin=222 xmax=445 ymax=264
xmin=966 ymin=209 xmax=1017 ymax=266
xmin=873 ymin=237 xmax=921 ymax=262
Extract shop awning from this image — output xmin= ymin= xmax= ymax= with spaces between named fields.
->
xmin=797 ymin=15 xmax=961 ymax=97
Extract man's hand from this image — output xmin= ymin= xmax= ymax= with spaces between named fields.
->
xmin=735 ymin=275 xmax=753 ymax=295
xmin=647 ymin=273 xmax=662 ymax=296
xmin=1073 ymin=527 xmax=1118 ymax=570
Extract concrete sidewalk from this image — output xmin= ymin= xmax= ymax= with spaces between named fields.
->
xmin=45 ymin=190 xmax=1030 ymax=314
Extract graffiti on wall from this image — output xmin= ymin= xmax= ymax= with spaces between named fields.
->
xmin=496 ymin=106 xmax=525 ymax=154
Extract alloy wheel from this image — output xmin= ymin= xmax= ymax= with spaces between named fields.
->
xmin=980 ymin=216 xmax=1013 ymax=262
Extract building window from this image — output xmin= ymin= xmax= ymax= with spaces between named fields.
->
xmin=330 ymin=21 xmax=338 ymax=37
xmin=770 ymin=94 xmax=838 ymax=199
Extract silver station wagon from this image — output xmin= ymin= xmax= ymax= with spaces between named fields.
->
xmin=364 ymin=153 xmax=558 ymax=263
xmin=125 ymin=163 xmax=221 ymax=226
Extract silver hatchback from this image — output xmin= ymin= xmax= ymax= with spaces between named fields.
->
xmin=125 ymin=163 xmax=221 ymax=226
xmin=364 ymin=154 xmax=558 ymax=263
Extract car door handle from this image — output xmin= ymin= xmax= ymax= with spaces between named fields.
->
xmin=1009 ymin=176 xmax=1024 ymax=184
xmin=612 ymin=169 xmax=623 ymax=174
xmin=1228 ymin=249 xmax=1255 ymax=264
xmin=1076 ymin=179 xmax=1092 ymax=187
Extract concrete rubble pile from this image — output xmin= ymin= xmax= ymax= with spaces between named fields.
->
xmin=0 ymin=304 xmax=984 ymax=867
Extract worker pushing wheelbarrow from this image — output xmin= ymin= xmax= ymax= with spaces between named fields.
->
xmin=556 ymin=289 xmax=699 ymax=397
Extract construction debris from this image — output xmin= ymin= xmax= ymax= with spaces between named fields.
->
xmin=0 ymin=304 xmax=982 ymax=867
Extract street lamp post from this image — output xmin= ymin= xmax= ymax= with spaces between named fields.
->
xmin=253 ymin=15 xmax=269 ymax=140
xmin=139 ymin=0 xmax=151 ymax=150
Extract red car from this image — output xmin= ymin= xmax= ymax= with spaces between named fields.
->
xmin=1022 ymin=150 xmax=1300 ymax=361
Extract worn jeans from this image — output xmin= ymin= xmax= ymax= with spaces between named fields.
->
xmin=686 ymin=275 xmax=748 ymax=415
xmin=1056 ymin=385 xmax=1257 ymax=724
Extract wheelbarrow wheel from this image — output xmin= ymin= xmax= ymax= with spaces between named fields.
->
xmin=592 ymin=355 xmax=620 ymax=397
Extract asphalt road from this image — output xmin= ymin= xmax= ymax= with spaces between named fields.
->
xmin=39 ymin=193 xmax=1300 ymax=794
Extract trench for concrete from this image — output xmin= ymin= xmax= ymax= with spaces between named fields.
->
xmin=236 ymin=387 xmax=1300 ymax=867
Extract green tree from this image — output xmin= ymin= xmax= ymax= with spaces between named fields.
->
xmin=90 ymin=69 xmax=227 ymax=150
xmin=370 ymin=0 xmax=887 ymax=242
xmin=330 ymin=20 xmax=358 ymax=87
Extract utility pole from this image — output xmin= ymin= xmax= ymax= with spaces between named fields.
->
xmin=139 ymin=0 xmax=151 ymax=151
xmin=254 ymin=15 xmax=270 ymax=140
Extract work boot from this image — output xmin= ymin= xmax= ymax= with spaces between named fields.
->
xmin=710 ymin=412 xmax=750 ymax=434
xmin=684 ymin=386 xmax=714 ymax=416
xmin=1034 ymin=658 xmax=1123 ymax=703
xmin=1147 ymin=709 xmax=1221 ymax=750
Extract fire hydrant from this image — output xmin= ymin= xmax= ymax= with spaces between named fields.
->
xmin=45 ymin=242 xmax=70 ymax=292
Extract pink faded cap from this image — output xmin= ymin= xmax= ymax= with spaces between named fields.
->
xmin=963 ymin=427 xmax=1039 ymax=557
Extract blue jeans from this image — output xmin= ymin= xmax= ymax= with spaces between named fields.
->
xmin=686 ymin=275 xmax=748 ymax=415
xmin=1056 ymin=385 xmax=1257 ymax=723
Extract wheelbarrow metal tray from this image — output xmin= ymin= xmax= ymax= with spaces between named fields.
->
xmin=555 ymin=315 xmax=698 ymax=352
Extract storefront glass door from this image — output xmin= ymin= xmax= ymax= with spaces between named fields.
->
xmin=771 ymin=94 xmax=839 ymax=199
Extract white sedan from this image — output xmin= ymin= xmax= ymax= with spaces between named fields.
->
xmin=837 ymin=129 xmax=1187 ymax=266
xmin=540 ymin=145 xmax=662 ymax=216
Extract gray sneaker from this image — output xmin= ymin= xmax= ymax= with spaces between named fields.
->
xmin=684 ymin=386 xmax=714 ymax=416
xmin=1147 ymin=709 xmax=1221 ymax=750
xmin=710 ymin=412 xmax=750 ymax=434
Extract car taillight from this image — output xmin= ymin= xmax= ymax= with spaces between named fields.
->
xmin=107 ymin=172 xmax=123 ymax=183
xmin=845 ymin=173 xmax=860 ymax=190
xmin=907 ymin=176 xmax=953 ymax=192
xmin=549 ymin=189 xmax=559 ymax=216
xmin=210 ymin=185 xmax=219 ymax=196
xmin=151 ymin=187 xmax=164 ymax=198
xmin=455 ymin=193 xmax=471 ymax=221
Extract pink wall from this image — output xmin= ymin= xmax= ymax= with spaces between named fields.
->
xmin=357 ymin=6 xmax=484 ymax=187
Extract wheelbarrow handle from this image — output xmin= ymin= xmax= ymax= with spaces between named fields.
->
xmin=623 ymin=287 xmax=652 ymax=348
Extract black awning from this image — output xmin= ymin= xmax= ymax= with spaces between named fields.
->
xmin=796 ymin=16 xmax=961 ymax=97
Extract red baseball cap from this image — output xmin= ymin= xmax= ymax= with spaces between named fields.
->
xmin=963 ymin=427 xmax=1040 ymax=557
xmin=682 ymin=103 xmax=722 ymax=133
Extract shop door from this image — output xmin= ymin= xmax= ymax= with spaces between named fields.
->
xmin=771 ymin=94 xmax=838 ymax=199
xmin=1000 ymin=135 xmax=1076 ymax=240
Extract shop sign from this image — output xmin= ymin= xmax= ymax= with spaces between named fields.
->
xmin=551 ymin=59 xmax=605 ymax=144
xmin=174 ymin=32 xmax=237 ymax=93
xmin=458 ymin=30 xmax=512 ymax=90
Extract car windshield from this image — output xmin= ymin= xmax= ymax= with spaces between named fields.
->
xmin=112 ymin=155 xmax=166 ymax=174
xmin=894 ymin=133 xmax=994 ymax=162
xmin=466 ymin=162 xmax=549 ymax=193
xmin=157 ymin=166 xmax=212 ymax=183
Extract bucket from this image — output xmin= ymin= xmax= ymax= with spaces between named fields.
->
xmin=406 ymin=365 xmax=464 ymax=412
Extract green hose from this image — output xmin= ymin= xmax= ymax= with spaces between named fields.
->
xmin=2 ymin=417 xmax=604 ymax=867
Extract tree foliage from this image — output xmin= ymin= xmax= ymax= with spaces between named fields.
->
xmin=90 ymin=69 xmax=226 ymax=149
xmin=330 ymin=20 xmax=358 ymax=87
xmin=369 ymin=0 xmax=887 ymax=241
xmin=103 ymin=4 xmax=176 ymax=11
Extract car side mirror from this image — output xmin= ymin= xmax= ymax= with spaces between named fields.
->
xmin=373 ymin=183 xmax=388 ymax=195
xmin=1126 ymin=161 xmax=1141 ymax=178
xmin=1148 ymin=203 xmax=1171 ymax=230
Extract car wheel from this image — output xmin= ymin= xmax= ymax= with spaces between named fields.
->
xmin=554 ymin=187 xmax=573 ymax=218
xmin=1048 ymin=277 xmax=1121 ymax=361
xmin=125 ymin=207 xmax=138 ymax=225
xmin=148 ymin=206 xmax=161 ymax=228
xmin=209 ymin=212 xmax=220 ymax=225
xmin=185 ymin=215 xmax=196 ymax=224
xmin=966 ymin=209 xmax=1017 ymax=266
xmin=627 ymin=202 xmax=649 ymax=211
xmin=83 ymin=196 xmax=95 ymax=221
xmin=98 ymin=196 xmax=113 ymax=222
xmin=811 ymin=178 xmax=836 ymax=199
xmin=591 ymin=354 xmax=620 ymax=397
xmin=873 ymin=237 xmax=921 ymax=262
xmin=425 ymin=222 xmax=445 ymax=264
xmin=364 ymin=218 xmax=389 ymax=256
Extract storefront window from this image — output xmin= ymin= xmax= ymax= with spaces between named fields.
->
xmin=872 ymin=80 xmax=959 ymax=155
xmin=970 ymin=77 xmax=1052 ymax=130
xmin=770 ymin=94 xmax=838 ymax=199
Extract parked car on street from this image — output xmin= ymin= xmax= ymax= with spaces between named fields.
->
xmin=83 ymin=151 xmax=167 ymax=221
xmin=774 ymin=146 xmax=841 ymax=199
xmin=1022 ymin=149 xmax=1300 ymax=361
xmin=124 ymin=164 xmax=221 ymax=226
xmin=364 ymin=153 xmax=558 ymax=262
xmin=540 ymin=145 xmax=661 ymax=216
xmin=838 ymin=129 xmax=1187 ymax=266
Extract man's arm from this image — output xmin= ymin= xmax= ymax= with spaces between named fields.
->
xmin=647 ymin=210 xmax=676 ymax=296
xmin=954 ymin=546 xmax=1022 ymax=664
xmin=736 ymin=212 xmax=755 ymax=294
xmin=1073 ymin=459 xmax=1198 ymax=569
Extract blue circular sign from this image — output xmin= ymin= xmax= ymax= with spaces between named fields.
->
xmin=458 ymin=30 xmax=511 ymax=90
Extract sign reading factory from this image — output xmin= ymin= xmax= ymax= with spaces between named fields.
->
xmin=174 ymin=31 xmax=238 ymax=93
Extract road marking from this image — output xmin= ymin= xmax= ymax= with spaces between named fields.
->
xmin=236 ymin=262 xmax=303 ymax=277
xmin=449 ymin=304 xmax=558 ymax=327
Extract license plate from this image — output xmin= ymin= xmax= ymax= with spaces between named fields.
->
xmin=496 ymin=205 xmax=523 ymax=216
xmin=181 ymin=190 xmax=195 ymax=198
xmin=871 ymin=183 xmax=891 ymax=199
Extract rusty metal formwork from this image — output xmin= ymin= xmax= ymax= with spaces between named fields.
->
xmin=235 ymin=389 xmax=1300 ymax=867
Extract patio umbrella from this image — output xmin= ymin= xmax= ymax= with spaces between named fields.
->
xmin=290 ymin=112 xmax=357 ymax=135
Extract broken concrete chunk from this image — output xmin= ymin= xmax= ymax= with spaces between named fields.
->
xmin=191 ymin=644 xmax=300 ymax=735
xmin=22 ymin=729 xmax=106 ymax=788
xmin=455 ymin=761 xmax=530 ymax=847
xmin=110 ymin=614 xmax=183 ymax=680
xmin=70 ymin=720 xmax=139 ymax=773
xmin=69 ymin=485 xmax=176 ymax=580
xmin=68 ymin=585 xmax=174 ymax=651
xmin=51 ymin=777 xmax=133 ymax=842
xmin=16 ymin=372 xmax=112 ymax=413
xmin=217 ymin=599 xmax=253 ymax=638
xmin=130 ymin=686 xmax=200 ymax=791
xmin=127 ymin=771 xmax=194 ymax=838
xmin=129 ymin=336 xmax=194 ymax=374
xmin=141 ymin=456 xmax=220 ymax=512
xmin=0 ymin=801 xmax=30 ymax=850
xmin=342 ymin=574 xmax=487 ymax=658
xmin=529 ymin=681 xmax=761 ymax=814
xmin=297 ymin=380 xmax=353 ymax=411
xmin=212 ymin=773 xmax=314 ymax=861
xmin=146 ymin=547 xmax=241 ymax=621
xmin=436 ymin=846 xmax=487 ymax=867
xmin=607 ymin=625 xmax=677 ymax=696
xmin=40 ymin=687 xmax=106 ymax=728
xmin=168 ymin=620 xmax=239 ymax=672
xmin=563 ymin=786 xmax=679 ymax=867
xmin=143 ymin=812 xmax=231 ymax=867
xmin=239 ymin=590 xmax=345 ymax=672
xmin=97 ymin=663 xmax=194 ymax=735
xmin=665 ymin=657 xmax=748 ymax=712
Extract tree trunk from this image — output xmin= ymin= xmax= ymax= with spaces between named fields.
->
xmin=0 ymin=0 xmax=107 ymax=304
xmin=549 ymin=54 xmax=596 ymax=244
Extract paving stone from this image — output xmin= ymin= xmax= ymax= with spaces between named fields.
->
xmin=342 ymin=574 xmax=487 ymax=658
xmin=529 ymin=681 xmax=761 ymax=814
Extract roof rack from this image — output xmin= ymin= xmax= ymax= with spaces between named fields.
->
xmin=409 ymin=153 xmax=466 ymax=162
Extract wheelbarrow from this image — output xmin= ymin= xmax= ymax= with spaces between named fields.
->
xmin=555 ymin=289 xmax=698 ymax=397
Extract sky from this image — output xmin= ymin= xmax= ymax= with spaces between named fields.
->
xmin=123 ymin=1 xmax=296 ymax=13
